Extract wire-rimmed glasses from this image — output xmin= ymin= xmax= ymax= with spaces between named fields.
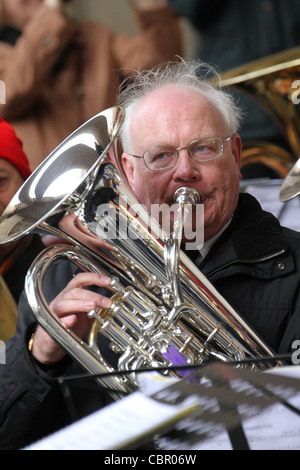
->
xmin=130 ymin=135 xmax=232 ymax=171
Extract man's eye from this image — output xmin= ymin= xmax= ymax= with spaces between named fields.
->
xmin=154 ymin=150 xmax=173 ymax=161
xmin=195 ymin=144 xmax=210 ymax=152
xmin=155 ymin=152 xmax=167 ymax=160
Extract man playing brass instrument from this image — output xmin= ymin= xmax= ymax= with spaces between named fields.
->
xmin=1 ymin=59 xmax=300 ymax=449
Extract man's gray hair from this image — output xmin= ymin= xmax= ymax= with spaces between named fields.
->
xmin=117 ymin=58 xmax=243 ymax=153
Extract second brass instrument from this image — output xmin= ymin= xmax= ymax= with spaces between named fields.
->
xmin=218 ymin=46 xmax=300 ymax=178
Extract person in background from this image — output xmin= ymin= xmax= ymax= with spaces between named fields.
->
xmin=0 ymin=118 xmax=45 ymax=341
xmin=0 ymin=0 xmax=182 ymax=170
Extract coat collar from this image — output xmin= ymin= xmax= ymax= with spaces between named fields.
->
xmin=187 ymin=193 xmax=292 ymax=279
xmin=223 ymin=192 xmax=288 ymax=260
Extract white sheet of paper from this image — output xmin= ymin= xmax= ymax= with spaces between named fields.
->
xmin=24 ymin=390 xmax=200 ymax=450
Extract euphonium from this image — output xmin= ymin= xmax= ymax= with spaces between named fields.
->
xmin=0 ymin=107 xmax=277 ymax=394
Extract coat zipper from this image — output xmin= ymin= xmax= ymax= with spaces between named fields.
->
xmin=207 ymin=248 xmax=287 ymax=277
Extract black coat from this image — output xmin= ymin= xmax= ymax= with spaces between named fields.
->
xmin=1 ymin=193 xmax=300 ymax=449
xmin=198 ymin=193 xmax=300 ymax=353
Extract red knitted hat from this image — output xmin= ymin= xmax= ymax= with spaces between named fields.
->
xmin=0 ymin=118 xmax=31 ymax=179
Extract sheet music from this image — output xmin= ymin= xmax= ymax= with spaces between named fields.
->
xmin=162 ymin=366 xmax=300 ymax=450
xmin=190 ymin=394 xmax=300 ymax=450
xmin=24 ymin=365 xmax=300 ymax=451
xmin=24 ymin=391 xmax=200 ymax=450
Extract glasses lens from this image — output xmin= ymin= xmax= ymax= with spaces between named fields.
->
xmin=144 ymin=147 xmax=177 ymax=170
xmin=190 ymin=137 xmax=222 ymax=161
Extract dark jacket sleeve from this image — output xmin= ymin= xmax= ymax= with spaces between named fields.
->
xmin=0 ymin=257 xmax=119 ymax=450
xmin=0 ymin=260 xmax=76 ymax=449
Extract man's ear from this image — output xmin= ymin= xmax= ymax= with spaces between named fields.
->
xmin=231 ymin=133 xmax=242 ymax=169
xmin=122 ymin=153 xmax=135 ymax=190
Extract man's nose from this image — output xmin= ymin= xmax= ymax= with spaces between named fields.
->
xmin=172 ymin=148 xmax=201 ymax=180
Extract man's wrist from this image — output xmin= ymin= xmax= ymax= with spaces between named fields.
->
xmin=28 ymin=328 xmax=54 ymax=372
xmin=28 ymin=327 xmax=68 ymax=374
xmin=27 ymin=328 xmax=65 ymax=372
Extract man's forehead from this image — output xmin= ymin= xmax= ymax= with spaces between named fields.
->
xmin=130 ymin=85 xmax=225 ymax=139
xmin=135 ymin=85 xmax=209 ymax=111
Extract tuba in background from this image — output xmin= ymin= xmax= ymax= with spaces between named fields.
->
xmin=218 ymin=46 xmax=300 ymax=178
xmin=0 ymin=107 xmax=278 ymax=394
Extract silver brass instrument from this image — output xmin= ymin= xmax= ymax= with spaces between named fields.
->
xmin=279 ymin=157 xmax=300 ymax=202
xmin=218 ymin=46 xmax=300 ymax=177
xmin=0 ymin=107 xmax=277 ymax=394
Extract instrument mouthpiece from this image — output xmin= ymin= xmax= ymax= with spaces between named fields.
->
xmin=174 ymin=187 xmax=200 ymax=206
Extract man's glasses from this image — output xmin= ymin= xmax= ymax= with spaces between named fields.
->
xmin=131 ymin=135 xmax=232 ymax=171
